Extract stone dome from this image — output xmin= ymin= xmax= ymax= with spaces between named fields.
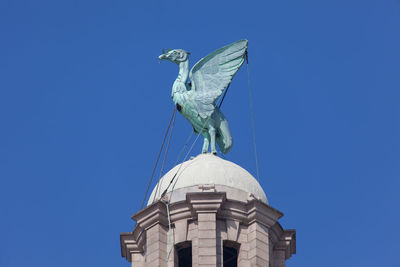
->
xmin=148 ymin=153 xmax=268 ymax=206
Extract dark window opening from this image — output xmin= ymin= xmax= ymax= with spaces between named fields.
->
xmin=176 ymin=241 xmax=192 ymax=267
xmin=223 ymin=240 xmax=239 ymax=267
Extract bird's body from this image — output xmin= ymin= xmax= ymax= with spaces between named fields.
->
xmin=159 ymin=40 xmax=248 ymax=154
xmin=171 ymin=72 xmax=232 ymax=154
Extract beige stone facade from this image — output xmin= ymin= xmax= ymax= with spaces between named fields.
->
xmin=121 ymin=191 xmax=295 ymax=266
xmin=121 ymin=155 xmax=295 ymax=266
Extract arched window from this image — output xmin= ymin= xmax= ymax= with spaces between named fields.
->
xmin=175 ymin=241 xmax=192 ymax=267
xmin=223 ymin=240 xmax=240 ymax=267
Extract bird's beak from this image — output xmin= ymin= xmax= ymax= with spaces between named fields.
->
xmin=158 ymin=54 xmax=167 ymax=64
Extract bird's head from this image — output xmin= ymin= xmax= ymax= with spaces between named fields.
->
xmin=159 ymin=49 xmax=190 ymax=64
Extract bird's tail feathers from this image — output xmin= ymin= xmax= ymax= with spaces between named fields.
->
xmin=216 ymin=120 xmax=233 ymax=154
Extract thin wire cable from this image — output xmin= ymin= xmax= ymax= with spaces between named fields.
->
xmin=162 ymin=131 xmax=203 ymax=201
xmin=218 ymin=83 xmax=231 ymax=108
xmin=140 ymin=107 xmax=176 ymax=209
xmin=159 ymin=113 xmax=176 ymax=179
xmin=160 ymin=131 xmax=194 ymax=202
xmin=152 ymin=108 xmax=177 ymax=203
xmin=165 ymin=201 xmax=172 ymax=266
xmin=161 ymin=116 xmax=212 ymax=201
xmin=246 ymin=51 xmax=260 ymax=181
xmin=174 ymin=131 xmax=194 ymax=166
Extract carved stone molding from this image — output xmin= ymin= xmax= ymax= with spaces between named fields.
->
xmin=121 ymin=191 xmax=296 ymax=266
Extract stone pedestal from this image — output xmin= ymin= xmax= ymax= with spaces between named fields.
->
xmin=121 ymin=192 xmax=295 ymax=267
xmin=121 ymin=154 xmax=296 ymax=267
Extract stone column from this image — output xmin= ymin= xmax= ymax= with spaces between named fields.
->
xmin=248 ymin=222 xmax=270 ymax=267
xmin=237 ymin=226 xmax=249 ymax=267
xmin=129 ymin=202 xmax=169 ymax=267
xmin=187 ymin=192 xmax=226 ymax=267
xmin=145 ymin=223 xmax=168 ymax=266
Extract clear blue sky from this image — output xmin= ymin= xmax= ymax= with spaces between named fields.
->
xmin=1 ymin=0 xmax=399 ymax=266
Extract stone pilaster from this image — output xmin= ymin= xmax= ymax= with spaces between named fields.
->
xmin=187 ymin=192 xmax=226 ymax=267
xmin=248 ymin=222 xmax=270 ymax=266
xmin=190 ymin=221 xmax=199 ymax=267
xmin=121 ymin=191 xmax=296 ymax=267
xmin=145 ymin=223 xmax=167 ymax=266
xmin=237 ymin=225 xmax=249 ymax=267
xmin=130 ymin=201 xmax=169 ymax=267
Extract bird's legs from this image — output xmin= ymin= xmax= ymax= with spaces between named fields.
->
xmin=208 ymin=126 xmax=217 ymax=155
xmin=202 ymin=136 xmax=210 ymax=153
xmin=201 ymin=128 xmax=217 ymax=155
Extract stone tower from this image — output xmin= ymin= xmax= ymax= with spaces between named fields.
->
xmin=120 ymin=154 xmax=296 ymax=266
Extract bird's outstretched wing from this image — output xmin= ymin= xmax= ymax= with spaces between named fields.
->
xmin=189 ymin=39 xmax=248 ymax=118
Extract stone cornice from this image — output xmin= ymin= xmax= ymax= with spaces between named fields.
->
xmin=246 ymin=199 xmax=283 ymax=227
xmin=274 ymin=229 xmax=296 ymax=260
xmin=121 ymin=191 xmax=296 ymax=263
xmin=168 ymin=200 xmax=194 ymax=222
xmin=186 ymin=192 xmax=226 ymax=213
xmin=218 ymin=200 xmax=248 ymax=222
xmin=131 ymin=201 xmax=168 ymax=230
xmin=120 ymin=225 xmax=145 ymax=262
xmin=270 ymin=222 xmax=284 ymax=244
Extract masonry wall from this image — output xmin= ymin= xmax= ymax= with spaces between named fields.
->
xmin=121 ymin=191 xmax=295 ymax=267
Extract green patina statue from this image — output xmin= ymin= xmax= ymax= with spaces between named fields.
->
xmin=159 ymin=39 xmax=248 ymax=155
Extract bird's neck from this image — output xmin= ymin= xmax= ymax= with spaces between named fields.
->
xmin=176 ymin=60 xmax=189 ymax=83
xmin=172 ymin=60 xmax=189 ymax=101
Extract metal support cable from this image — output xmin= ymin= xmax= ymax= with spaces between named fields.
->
xmin=161 ymin=116 xmax=212 ymax=201
xmin=174 ymin=131 xmax=194 ymax=167
xmin=140 ymin=107 xmax=176 ymax=209
xmin=245 ymin=51 xmax=260 ymax=181
xmin=152 ymin=108 xmax=176 ymax=203
xmin=218 ymin=83 xmax=231 ymax=108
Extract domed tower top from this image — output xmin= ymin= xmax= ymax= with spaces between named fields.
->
xmin=148 ymin=153 xmax=268 ymax=206
xmin=121 ymin=154 xmax=296 ymax=267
